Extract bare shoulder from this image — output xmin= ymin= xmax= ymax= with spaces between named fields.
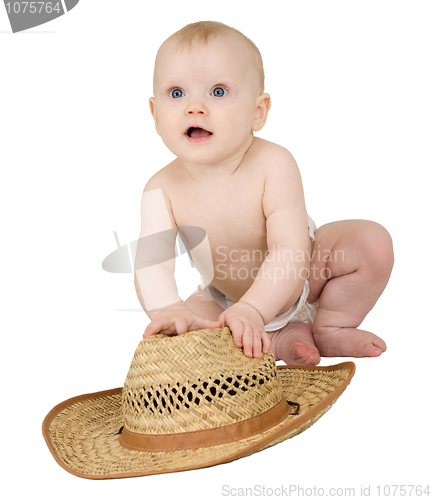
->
xmin=143 ymin=160 xmax=178 ymax=194
xmin=251 ymin=137 xmax=299 ymax=175
xmin=255 ymin=138 xmax=305 ymax=219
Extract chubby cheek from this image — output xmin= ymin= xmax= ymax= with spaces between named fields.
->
xmin=221 ymin=113 xmax=254 ymax=142
xmin=155 ymin=111 xmax=179 ymax=140
xmin=157 ymin=107 xmax=174 ymax=128
xmin=159 ymin=132 xmax=182 ymax=156
xmin=222 ymin=102 xmax=253 ymax=130
xmin=159 ymin=127 xmax=186 ymax=157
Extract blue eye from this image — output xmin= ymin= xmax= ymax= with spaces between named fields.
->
xmin=211 ymin=87 xmax=228 ymax=97
xmin=170 ymin=89 xmax=184 ymax=98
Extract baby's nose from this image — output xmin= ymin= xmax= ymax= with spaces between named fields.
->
xmin=186 ymin=100 xmax=208 ymax=115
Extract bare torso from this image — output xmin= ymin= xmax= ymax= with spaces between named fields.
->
xmin=162 ymin=137 xmax=304 ymax=314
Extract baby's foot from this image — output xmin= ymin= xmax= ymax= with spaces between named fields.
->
xmin=268 ymin=322 xmax=321 ymax=365
xmin=313 ymin=327 xmax=387 ymax=358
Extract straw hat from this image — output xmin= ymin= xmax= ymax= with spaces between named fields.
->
xmin=42 ymin=327 xmax=355 ymax=479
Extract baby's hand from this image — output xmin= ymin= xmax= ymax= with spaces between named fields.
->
xmin=218 ymin=302 xmax=270 ymax=358
xmin=143 ymin=304 xmax=223 ymax=338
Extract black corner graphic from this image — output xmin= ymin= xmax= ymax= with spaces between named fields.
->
xmin=3 ymin=0 xmax=80 ymax=33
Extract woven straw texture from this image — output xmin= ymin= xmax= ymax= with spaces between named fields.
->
xmin=123 ymin=328 xmax=280 ymax=433
xmin=43 ymin=328 xmax=355 ymax=479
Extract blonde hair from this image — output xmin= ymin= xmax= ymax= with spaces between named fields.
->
xmin=156 ymin=21 xmax=265 ymax=93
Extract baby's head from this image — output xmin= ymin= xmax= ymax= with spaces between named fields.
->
xmin=154 ymin=21 xmax=265 ymax=96
xmin=150 ymin=21 xmax=271 ymax=166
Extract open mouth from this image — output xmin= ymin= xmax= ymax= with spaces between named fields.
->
xmin=186 ymin=127 xmax=213 ymax=139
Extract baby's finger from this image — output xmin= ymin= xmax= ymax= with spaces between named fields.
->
xmin=242 ymin=326 xmax=254 ymax=358
xmin=218 ymin=312 xmax=226 ymax=327
xmin=206 ymin=319 xmax=224 ymax=328
xmin=229 ymin=318 xmax=245 ymax=348
xmin=175 ymin=317 xmax=188 ymax=335
xmin=261 ymin=331 xmax=271 ymax=354
xmin=143 ymin=317 xmax=173 ymax=338
xmin=252 ymin=330 xmax=263 ymax=359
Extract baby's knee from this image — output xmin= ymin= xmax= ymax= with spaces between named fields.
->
xmin=359 ymin=222 xmax=394 ymax=278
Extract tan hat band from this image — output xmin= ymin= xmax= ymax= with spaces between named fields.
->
xmin=119 ymin=398 xmax=291 ymax=452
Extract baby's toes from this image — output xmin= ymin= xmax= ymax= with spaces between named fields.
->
xmin=304 ymin=350 xmax=321 ymax=366
xmin=361 ymin=333 xmax=387 ymax=357
xmin=375 ymin=336 xmax=387 ymax=353
xmin=364 ymin=342 xmax=384 ymax=357
xmin=291 ymin=341 xmax=320 ymax=365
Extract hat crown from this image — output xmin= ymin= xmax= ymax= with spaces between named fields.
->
xmin=122 ymin=328 xmax=282 ymax=434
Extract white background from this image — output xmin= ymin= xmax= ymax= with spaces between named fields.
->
xmin=1 ymin=1 xmax=431 ymax=498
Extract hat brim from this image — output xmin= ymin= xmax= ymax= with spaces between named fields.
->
xmin=42 ymin=362 xmax=355 ymax=479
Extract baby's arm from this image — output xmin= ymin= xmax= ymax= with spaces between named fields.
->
xmin=221 ymin=148 xmax=310 ymax=355
xmin=134 ymin=174 xmax=222 ymax=336
xmin=240 ymin=148 xmax=310 ymax=321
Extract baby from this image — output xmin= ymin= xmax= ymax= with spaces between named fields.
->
xmin=134 ymin=21 xmax=393 ymax=364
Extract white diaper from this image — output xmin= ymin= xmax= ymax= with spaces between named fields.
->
xmin=262 ymin=279 xmax=318 ymax=332
xmin=201 ymin=214 xmax=319 ymax=332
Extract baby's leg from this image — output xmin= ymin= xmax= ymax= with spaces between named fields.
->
xmin=268 ymin=323 xmax=321 ymax=365
xmin=308 ymin=220 xmax=394 ymax=357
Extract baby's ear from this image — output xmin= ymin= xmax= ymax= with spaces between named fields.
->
xmin=253 ymin=93 xmax=271 ymax=132
xmin=149 ymin=97 xmax=160 ymax=135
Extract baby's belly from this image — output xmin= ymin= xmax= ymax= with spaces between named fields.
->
xmin=182 ymin=227 xmax=268 ymax=303
xmin=179 ymin=221 xmax=308 ymax=315
xmin=211 ymin=246 xmax=266 ymax=303
xmin=203 ymin=236 xmax=308 ymax=315
xmin=184 ymin=226 xmax=307 ymax=314
xmin=177 ymin=208 xmax=269 ymax=302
